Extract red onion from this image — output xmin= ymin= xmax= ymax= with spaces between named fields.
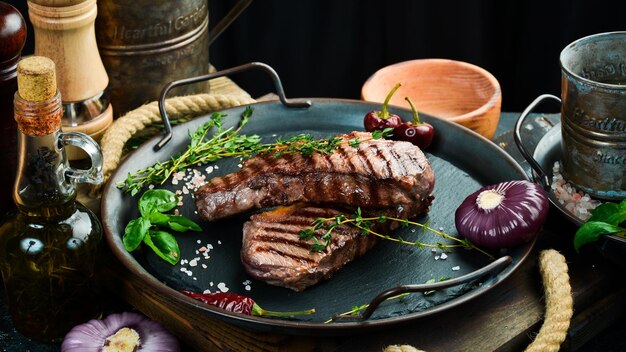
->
xmin=61 ymin=312 xmax=179 ymax=352
xmin=455 ymin=180 xmax=549 ymax=249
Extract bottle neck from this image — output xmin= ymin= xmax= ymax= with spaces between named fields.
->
xmin=13 ymin=91 xmax=76 ymax=218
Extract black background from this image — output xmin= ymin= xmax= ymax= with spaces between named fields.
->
xmin=10 ymin=0 xmax=626 ymax=111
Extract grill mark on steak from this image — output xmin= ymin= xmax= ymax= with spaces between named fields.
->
xmin=241 ymin=204 xmax=383 ymax=291
xmin=195 ymin=132 xmax=434 ymax=221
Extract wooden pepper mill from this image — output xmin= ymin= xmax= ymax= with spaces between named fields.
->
xmin=0 ymin=2 xmax=27 ymax=217
xmin=28 ymin=0 xmax=113 ymax=160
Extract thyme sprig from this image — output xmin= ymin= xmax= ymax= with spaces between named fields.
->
xmin=117 ymin=107 xmax=394 ymax=195
xmin=298 ymin=208 xmax=494 ymax=259
xmin=117 ymin=107 xmax=258 ymax=195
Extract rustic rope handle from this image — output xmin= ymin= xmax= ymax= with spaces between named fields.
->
xmin=384 ymin=345 xmax=426 ymax=352
xmin=525 ymin=249 xmax=573 ymax=352
xmin=97 ymin=93 xmax=255 ymax=190
xmin=384 ymin=249 xmax=573 ymax=352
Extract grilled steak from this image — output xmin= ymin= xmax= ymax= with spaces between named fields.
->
xmin=195 ymin=132 xmax=435 ymax=221
xmin=242 ymin=204 xmax=381 ymax=291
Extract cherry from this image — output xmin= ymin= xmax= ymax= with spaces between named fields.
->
xmin=364 ymin=83 xmax=403 ymax=132
xmin=394 ymin=97 xmax=434 ymax=149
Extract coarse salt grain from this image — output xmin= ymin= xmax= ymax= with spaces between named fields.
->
xmin=244 ymin=285 xmax=251 ymax=291
xmin=203 ymin=289 xmax=211 ymax=294
xmin=217 ymin=282 xmax=229 ymax=292
xmin=452 ymin=266 xmax=460 ymax=271
xmin=551 ymin=161 xmax=601 ymax=221
xmin=201 ymin=264 xmax=207 ymax=269
xmin=440 ymin=253 xmax=448 ymax=260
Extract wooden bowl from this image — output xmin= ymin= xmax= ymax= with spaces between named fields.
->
xmin=362 ymin=59 xmax=502 ymax=139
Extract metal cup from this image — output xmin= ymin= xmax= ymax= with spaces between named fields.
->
xmin=95 ymin=0 xmax=252 ymax=115
xmin=559 ymin=32 xmax=626 ymax=200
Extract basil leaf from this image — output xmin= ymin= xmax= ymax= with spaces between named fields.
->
xmin=148 ymin=212 xmax=170 ymax=226
xmin=123 ymin=217 xmax=151 ymax=252
xmin=139 ymin=189 xmax=177 ymax=216
xmin=588 ymin=203 xmax=620 ymax=223
xmin=167 ymin=215 xmax=202 ymax=232
xmin=574 ymin=221 xmax=625 ymax=252
xmin=144 ymin=230 xmax=180 ymax=265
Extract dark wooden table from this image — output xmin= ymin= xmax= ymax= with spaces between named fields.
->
xmin=1 ymin=112 xmax=625 ymax=351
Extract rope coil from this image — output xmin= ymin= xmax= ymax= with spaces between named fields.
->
xmin=525 ymin=249 xmax=573 ymax=352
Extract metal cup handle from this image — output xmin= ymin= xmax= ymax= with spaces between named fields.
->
xmin=59 ymin=131 xmax=104 ymax=185
xmin=513 ymin=94 xmax=561 ymax=189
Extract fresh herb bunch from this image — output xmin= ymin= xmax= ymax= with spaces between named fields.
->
xmin=117 ymin=105 xmax=394 ymax=194
xmin=118 ymin=107 xmax=258 ymax=195
xmin=124 ymin=189 xmax=202 ymax=264
xmin=574 ymin=198 xmax=626 ymax=251
xmin=298 ymin=207 xmax=494 ymax=259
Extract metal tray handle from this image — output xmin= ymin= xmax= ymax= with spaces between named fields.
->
xmin=330 ymin=255 xmax=512 ymax=322
xmin=156 ymin=62 xmax=312 ymax=150
xmin=513 ymin=94 xmax=561 ymax=189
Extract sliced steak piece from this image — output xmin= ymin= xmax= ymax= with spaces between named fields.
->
xmin=195 ymin=132 xmax=435 ymax=221
xmin=241 ymin=204 xmax=382 ymax=291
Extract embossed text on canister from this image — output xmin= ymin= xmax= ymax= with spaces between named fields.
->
xmin=560 ymin=31 xmax=626 ymax=200
xmin=95 ymin=0 xmax=209 ymax=115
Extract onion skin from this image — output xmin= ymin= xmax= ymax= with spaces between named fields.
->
xmin=455 ymin=180 xmax=549 ymax=249
xmin=61 ymin=312 xmax=180 ymax=352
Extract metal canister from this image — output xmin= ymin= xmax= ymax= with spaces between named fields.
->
xmin=560 ymin=32 xmax=626 ymax=200
xmin=95 ymin=0 xmax=209 ymax=115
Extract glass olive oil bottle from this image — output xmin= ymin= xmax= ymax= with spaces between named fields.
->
xmin=0 ymin=56 xmax=104 ymax=342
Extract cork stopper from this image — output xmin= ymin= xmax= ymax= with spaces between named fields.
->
xmin=17 ymin=56 xmax=57 ymax=101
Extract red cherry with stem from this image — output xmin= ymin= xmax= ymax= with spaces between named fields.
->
xmin=364 ymin=83 xmax=403 ymax=132
xmin=394 ymin=97 xmax=434 ymax=149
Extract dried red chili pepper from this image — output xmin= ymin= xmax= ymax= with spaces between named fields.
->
xmin=179 ymin=290 xmax=315 ymax=318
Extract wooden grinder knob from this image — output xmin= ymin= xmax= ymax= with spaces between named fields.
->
xmin=0 ymin=1 xmax=27 ymax=217
xmin=0 ymin=2 xmax=27 ymax=80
